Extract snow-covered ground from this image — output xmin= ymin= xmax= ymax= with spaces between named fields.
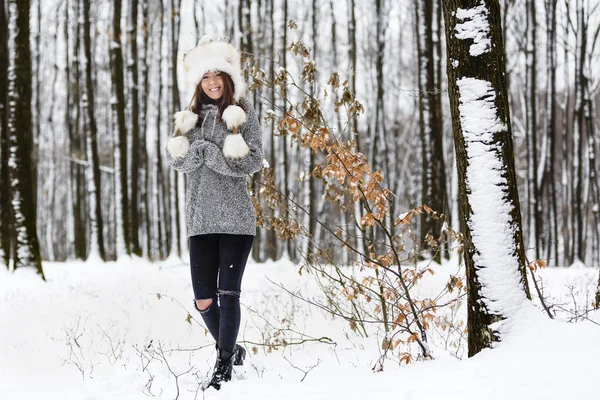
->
xmin=0 ymin=257 xmax=598 ymax=400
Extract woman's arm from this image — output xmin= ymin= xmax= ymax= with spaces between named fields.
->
xmin=166 ymin=127 xmax=206 ymax=174
xmin=203 ymin=100 xmax=264 ymax=177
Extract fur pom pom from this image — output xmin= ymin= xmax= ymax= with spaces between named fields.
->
xmin=167 ymin=136 xmax=190 ymax=158
xmin=222 ymin=134 xmax=250 ymax=159
xmin=222 ymin=105 xmax=247 ymax=130
xmin=173 ymin=110 xmax=198 ymax=135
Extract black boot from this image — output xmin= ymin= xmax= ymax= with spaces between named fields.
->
xmin=206 ymin=350 xmax=233 ymax=391
xmin=232 ymin=344 xmax=246 ymax=366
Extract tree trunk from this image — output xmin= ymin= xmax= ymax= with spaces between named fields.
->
xmin=267 ymin=0 xmax=277 ymax=261
xmin=66 ymin=0 xmax=86 ymax=260
xmin=109 ymin=0 xmax=130 ymax=257
xmin=0 ymin=0 xmax=11 ymax=268
xmin=416 ymin=0 xmax=449 ymax=263
xmin=573 ymin=3 xmax=586 ymax=262
xmin=376 ymin=0 xmax=392 ymax=222
xmin=44 ymin=6 xmax=61 ymax=261
xmin=129 ymin=0 xmax=141 ymax=256
xmin=7 ymin=0 xmax=45 ymax=278
xmin=282 ymin=0 xmax=292 ymax=260
xmin=442 ymin=0 xmax=531 ymax=357
xmin=596 ymin=269 xmax=600 ymax=310
xmin=560 ymin=4 xmax=571 ymax=265
xmin=524 ymin=0 xmax=541 ymax=259
xmin=586 ymin=86 xmax=600 ymax=266
xmin=543 ymin=0 xmax=558 ymax=265
xmin=32 ymin=0 xmax=40 ymax=213
xmin=155 ymin=0 xmax=166 ymax=259
xmin=140 ymin=0 xmax=150 ymax=256
xmin=169 ymin=0 xmax=182 ymax=258
xmin=347 ymin=0 xmax=360 ymax=259
xmin=347 ymin=0 xmax=358 ymax=147
xmin=82 ymin=0 xmax=105 ymax=260
xmin=306 ymin=0 xmax=318 ymax=263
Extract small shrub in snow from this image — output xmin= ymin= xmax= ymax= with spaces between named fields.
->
xmin=244 ymin=41 xmax=467 ymax=368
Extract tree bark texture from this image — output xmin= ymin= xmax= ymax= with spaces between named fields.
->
xmin=442 ymin=0 xmax=531 ymax=357
xmin=416 ymin=0 xmax=449 ymax=263
xmin=7 ymin=0 xmax=45 ymax=277
xmin=82 ymin=0 xmax=105 ymax=260
xmin=129 ymin=0 xmax=141 ymax=256
xmin=0 ymin=0 xmax=11 ymax=267
xmin=109 ymin=0 xmax=130 ymax=255
xmin=66 ymin=0 xmax=87 ymax=260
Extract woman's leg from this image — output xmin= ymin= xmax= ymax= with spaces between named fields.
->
xmin=189 ymin=234 xmax=220 ymax=342
xmin=216 ymin=234 xmax=254 ymax=356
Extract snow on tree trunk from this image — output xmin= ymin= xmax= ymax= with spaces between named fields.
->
xmin=442 ymin=0 xmax=531 ymax=357
xmin=7 ymin=0 xmax=45 ymax=278
xmin=0 ymin=0 xmax=10 ymax=268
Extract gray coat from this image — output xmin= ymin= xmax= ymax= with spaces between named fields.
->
xmin=166 ymin=99 xmax=263 ymax=237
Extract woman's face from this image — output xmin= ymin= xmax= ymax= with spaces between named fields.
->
xmin=201 ymin=71 xmax=224 ymax=101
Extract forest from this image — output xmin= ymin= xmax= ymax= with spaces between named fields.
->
xmin=1 ymin=0 xmax=599 ymax=272
xmin=1 ymin=0 xmax=600 ymax=398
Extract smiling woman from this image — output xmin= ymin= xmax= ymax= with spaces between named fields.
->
xmin=201 ymin=71 xmax=225 ymax=100
xmin=164 ymin=36 xmax=264 ymax=391
xmin=189 ymin=69 xmax=244 ymax=130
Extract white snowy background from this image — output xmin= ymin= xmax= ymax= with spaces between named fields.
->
xmin=2 ymin=0 xmax=600 ymax=398
xmin=1 ymin=256 xmax=599 ymax=399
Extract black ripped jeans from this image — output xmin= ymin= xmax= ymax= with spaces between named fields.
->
xmin=189 ymin=233 xmax=254 ymax=355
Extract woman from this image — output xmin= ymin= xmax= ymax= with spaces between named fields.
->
xmin=166 ymin=37 xmax=263 ymax=391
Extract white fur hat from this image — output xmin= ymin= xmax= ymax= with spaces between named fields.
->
xmin=183 ymin=36 xmax=246 ymax=101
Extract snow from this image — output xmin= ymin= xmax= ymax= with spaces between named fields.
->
xmin=457 ymin=77 xmax=527 ymax=319
xmin=455 ymin=2 xmax=491 ymax=57
xmin=1 ymin=257 xmax=599 ymax=399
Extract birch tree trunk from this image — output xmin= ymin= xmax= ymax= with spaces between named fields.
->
xmin=442 ymin=0 xmax=531 ymax=356
xmin=7 ymin=0 xmax=45 ymax=277
xmin=82 ymin=0 xmax=105 ymax=260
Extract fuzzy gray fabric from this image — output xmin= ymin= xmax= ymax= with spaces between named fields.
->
xmin=166 ymin=98 xmax=263 ymax=237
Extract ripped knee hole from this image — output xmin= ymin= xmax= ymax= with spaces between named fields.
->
xmin=194 ymin=298 xmax=214 ymax=312
xmin=217 ymin=289 xmax=240 ymax=297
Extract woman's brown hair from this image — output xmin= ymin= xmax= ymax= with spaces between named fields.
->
xmin=189 ymin=71 xmax=246 ymax=121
